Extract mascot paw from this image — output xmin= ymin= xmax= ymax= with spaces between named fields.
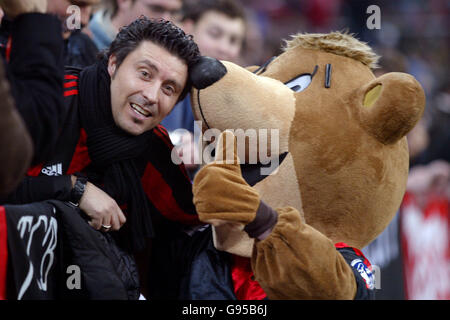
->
xmin=193 ymin=131 xmax=260 ymax=225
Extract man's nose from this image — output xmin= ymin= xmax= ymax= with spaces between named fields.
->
xmin=142 ymin=83 xmax=159 ymax=105
xmin=190 ymin=56 xmax=227 ymax=90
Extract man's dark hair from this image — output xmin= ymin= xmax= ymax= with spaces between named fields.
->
xmin=107 ymin=17 xmax=200 ymax=101
xmin=181 ymin=0 xmax=246 ymax=23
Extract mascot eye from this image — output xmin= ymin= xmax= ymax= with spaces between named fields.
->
xmin=285 ymin=74 xmax=312 ymax=92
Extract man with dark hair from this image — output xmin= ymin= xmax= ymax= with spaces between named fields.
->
xmin=3 ymin=17 xmax=201 ymax=298
xmin=23 ymin=16 xmax=199 ymax=240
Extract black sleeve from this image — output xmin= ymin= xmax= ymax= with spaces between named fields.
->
xmin=337 ymin=247 xmax=376 ymax=300
xmin=1 ymin=175 xmax=73 ymax=205
xmin=6 ymin=13 xmax=65 ymax=165
xmin=0 ymin=51 xmax=33 ymax=197
xmin=64 ymin=30 xmax=99 ymax=69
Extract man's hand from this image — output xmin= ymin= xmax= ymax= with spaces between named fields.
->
xmin=0 ymin=0 xmax=47 ymax=19
xmin=193 ymin=131 xmax=260 ymax=225
xmin=77 ymin=181 xmax=127 ymax=231
xmin=176 ymin=131 xmax=199 ymax=171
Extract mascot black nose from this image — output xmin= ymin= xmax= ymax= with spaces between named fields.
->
xmin=190 ymin=56 xmax=227 ymax=90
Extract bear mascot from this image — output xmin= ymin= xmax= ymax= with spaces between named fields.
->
xmin=189 ymin=31 xmax=425 ymax=299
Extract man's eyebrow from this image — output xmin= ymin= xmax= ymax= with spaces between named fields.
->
xmin=137 ymin=60 xmax=159 ymax=73
xmin=209 ymin=24 xmax=224 ymax=31
xmin=137 ymin=59 xmax=183 ymax=91
xmin=165 ymin=79 xmax=183 ymax=92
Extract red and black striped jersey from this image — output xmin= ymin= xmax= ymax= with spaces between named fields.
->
xmin=26 ymin=68 xmax=199 ymax=227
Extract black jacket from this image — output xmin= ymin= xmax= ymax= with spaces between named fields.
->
xmin=2 ymin=200 xmax=139 ymax=299
xmin=64 ymin=30 xmax=99 ymax=69
xmin=2 ymin=13 xmax=65 ymax=165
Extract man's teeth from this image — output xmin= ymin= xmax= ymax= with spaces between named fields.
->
xmin=131 ymin=103 xmax=151 ymax=117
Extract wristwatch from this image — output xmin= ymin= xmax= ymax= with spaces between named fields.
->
xmin=69 ymin=173 xmax=88 ymax=206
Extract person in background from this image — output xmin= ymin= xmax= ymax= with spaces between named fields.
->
xmin=47 ymin=0 xmax=100 ymax=68
xmin=1 ymin=1 xmax=99 ymax=68
xmin=161 ymin=0 xmax=246 ymax=176
xmin=89 ymin=0 xmax=183 ymax=51
xmin=181 ymin=0 xmax=245 ymax=63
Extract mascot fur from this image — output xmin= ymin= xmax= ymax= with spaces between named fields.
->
xmin=189 ymin=31 xmax=425 ymax=299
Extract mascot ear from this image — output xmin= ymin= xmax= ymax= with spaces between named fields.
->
xmin=358 ymin=72 xmax=425 ymax=144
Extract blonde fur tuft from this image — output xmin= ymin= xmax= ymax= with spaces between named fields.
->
xmin=283 ymin=31 xmax=380 ymax=69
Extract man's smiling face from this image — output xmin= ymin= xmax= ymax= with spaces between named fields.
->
xmin=108 ymin=40 xmax=188 ymax=135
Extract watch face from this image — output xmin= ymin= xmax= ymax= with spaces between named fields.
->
xmin=71 ymin=176 xmax=87 ymax=204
